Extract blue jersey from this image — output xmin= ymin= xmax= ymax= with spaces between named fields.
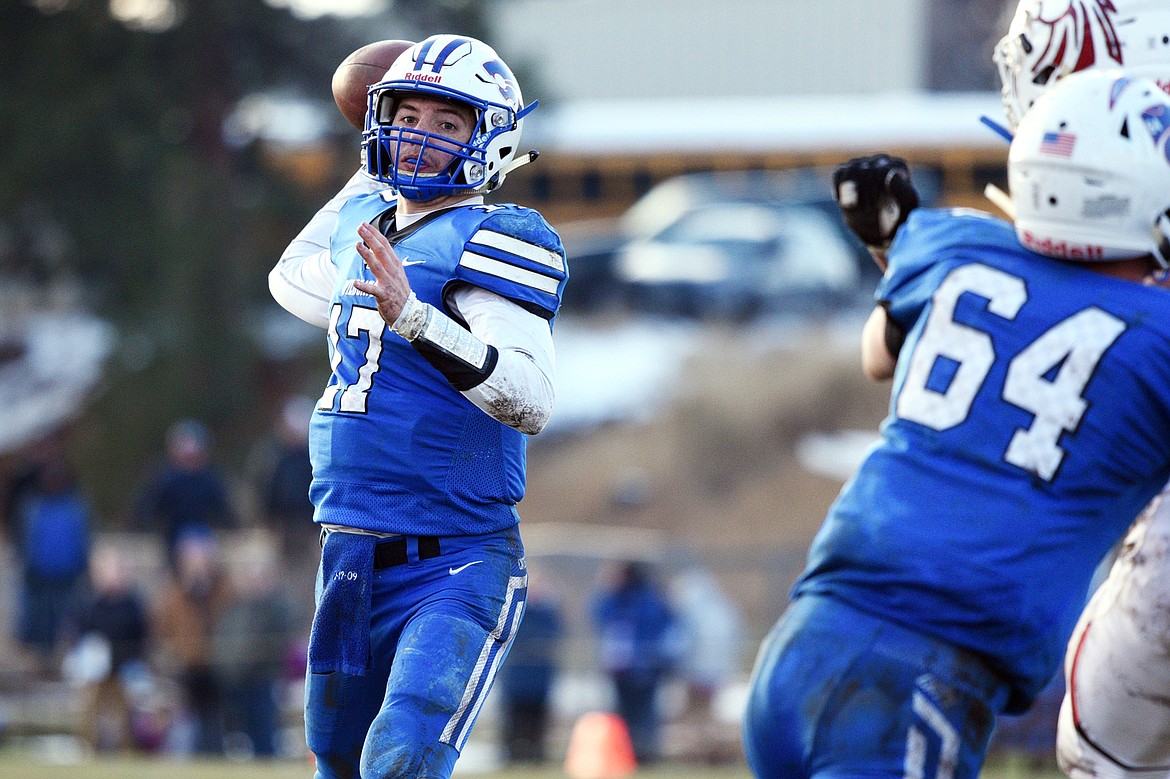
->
xmin=794 ymin=208 xmax=1170 ymax=711
xmin=308 ymin=191 xmax=567 ymax=536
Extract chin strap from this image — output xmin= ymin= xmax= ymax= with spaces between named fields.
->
xmin=499 ymin=149 xmax=540 ymax=177
xmin=979 ymin=114 xmax=1015 ymax=144
xmin=977 ymin=115 xmax=1017 ymax=221
xmin=984 ymin=183 xmax=1016 ymax=221
xmin=482 ymin=150 xmax=540 ymax=193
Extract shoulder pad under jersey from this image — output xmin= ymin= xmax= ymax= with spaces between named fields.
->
xmin=452 ymin=205 xmax=567 ymax=319
xmin=879 ymin=208 xmax=1019 ymax=326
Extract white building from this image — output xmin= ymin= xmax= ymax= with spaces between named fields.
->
xmin=494 ymin=0 xmax=999 ymax=102
xmin=493 ymin=0 xmax=1007 ymax=167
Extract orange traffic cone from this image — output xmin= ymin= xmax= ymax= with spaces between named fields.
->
xmin=563 ymin=711 xmax=638 ymax=779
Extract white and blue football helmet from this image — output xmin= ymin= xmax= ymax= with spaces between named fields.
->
xmin=1009 ymin=69 xmax=1170 ymax=265
xmin=362 ymin=35 xmax=537 ymax=201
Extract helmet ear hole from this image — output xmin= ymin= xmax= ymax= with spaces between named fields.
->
xmin=1033 ymin=65 xmax=1056 ymax=86
xmin=1154 ymin=210 xmax=1170 ymax=269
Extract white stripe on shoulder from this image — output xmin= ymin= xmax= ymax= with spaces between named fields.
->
xmin=470 ymin=229 xmax=565 ymax=273
xmin=460 ymin=251 xmax=561 ymax=295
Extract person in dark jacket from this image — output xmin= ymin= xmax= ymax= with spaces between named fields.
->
xmin=134 ymin=419 xmax=235 ymax=569
xmin=497 ymin=576 xmax=564 ymax=763
xmin=592 ymin=560 xmax=682 ymax=764
xmin=66 ymin=545 xmax=150 ymax=752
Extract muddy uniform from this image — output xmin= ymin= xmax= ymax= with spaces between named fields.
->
xmin=742 ymin=208 xmax=1170 ymax=779
xmin=271 ymin=171 xmax=566 ymax=778
xmin=1057 ymin=489 xmax=1170 ymax=778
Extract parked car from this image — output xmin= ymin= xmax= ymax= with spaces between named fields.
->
xmin=611 ymin=169 xmax=930 ymax=320
xmin=555 ymin=217 xmax=626 ymax=314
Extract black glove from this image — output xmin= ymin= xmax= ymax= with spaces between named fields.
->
xmin=832 ymin=154 xmax=920 ymax=250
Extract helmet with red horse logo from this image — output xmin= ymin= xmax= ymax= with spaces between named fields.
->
xmin=994 ymin=0 xmax=1170 ymax=129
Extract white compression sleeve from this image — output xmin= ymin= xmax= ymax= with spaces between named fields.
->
xmin=426 ymin=285 xmax=555 ymax=435
xmin=269 ymin=169 xmax=385 ymax=329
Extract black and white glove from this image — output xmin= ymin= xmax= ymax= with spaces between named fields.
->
xmin=832 ymin=154 xmax=920 ymax=251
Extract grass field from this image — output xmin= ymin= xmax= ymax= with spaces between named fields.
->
xmin=0 ymin=754 xmax=1065 ymax=779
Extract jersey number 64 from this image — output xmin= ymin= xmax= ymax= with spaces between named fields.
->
xmin=895 ymin=264 xmax=1125 ymax=482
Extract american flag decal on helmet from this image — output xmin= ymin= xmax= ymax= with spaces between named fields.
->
xmin=1040 ymin=131 xmax=1077 ymax=157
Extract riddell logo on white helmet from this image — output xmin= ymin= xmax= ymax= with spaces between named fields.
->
xmin=405 ymin=72 xmax=442 ymax=84
xmin=1021 ymin=230 xmax=1105 ymax=260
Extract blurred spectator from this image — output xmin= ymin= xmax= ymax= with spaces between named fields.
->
xmin=152 ymin=533 xmax=232 ymax=756
xmin=669 ymin=566 xmax=745 ymax=763
xmin=63 ymin=544 xmax=150 ymax=753
xmin=591 ymin=560 xmax=683 ymax=765
xmin=13 ymin=449 xmax=91 ymax=673
xmin=260 ymin=395 xmax=316 ymax=549
xmin=0 ymin=430 xmax=68 ymax=538
xmin=250 ymin=395 xmax=317 ymax=624
xmin=133 ymin=419 xmax=236 ymax=569
xmin=212 ymin=547 xmax=298 ymax=759
xmin=497 ymin=575 xmax=564 ymax=764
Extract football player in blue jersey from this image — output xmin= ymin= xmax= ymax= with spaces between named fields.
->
xmin=825 ymin=4 xmax=1170 ymax=777
xmin=268 ymin=34 xmax=565 ymax=779
xmin=741 ymin=69 xmax=1170 ymax=779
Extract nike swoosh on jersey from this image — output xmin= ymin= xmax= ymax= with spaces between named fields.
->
xmin=401 ymin=258 xmax=427 ymax=267
xmin=449 ymin=561 xmax=484 ymax=575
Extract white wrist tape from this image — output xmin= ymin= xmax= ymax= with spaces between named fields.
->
xmin=392 ymin=292 xmax=429 ymax=340
xmin=392 ymin=292 xmax=491 ymax=370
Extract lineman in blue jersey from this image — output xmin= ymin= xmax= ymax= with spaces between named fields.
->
xmin=742 ymin=71 xmax=1170 ymax=779
xmin=268 ymin=35 xmax=565 ymax=779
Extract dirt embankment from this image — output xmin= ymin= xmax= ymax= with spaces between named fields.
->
xmin=520 ymin=321 xmax=892 ymax=640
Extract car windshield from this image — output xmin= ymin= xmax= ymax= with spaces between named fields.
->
xmin=658 ymin=203 xmax=784 ymax=245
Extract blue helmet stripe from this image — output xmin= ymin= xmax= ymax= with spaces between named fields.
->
xmin=414 ymin=38 xmax=435 ymax=69
xmin=432 ymin=37 xmax=473 ymax=72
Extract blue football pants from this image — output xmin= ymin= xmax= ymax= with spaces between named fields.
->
xmin=306 ymin=525 xmax=527 ymax=779
xmin=742 ymin=592 xmax=1011 ymax=779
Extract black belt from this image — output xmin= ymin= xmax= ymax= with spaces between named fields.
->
xmin=374 ymin=536 xmax=441 ymax=569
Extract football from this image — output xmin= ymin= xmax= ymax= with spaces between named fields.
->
xmin=332 ymin=39 xmax=415 ymax=130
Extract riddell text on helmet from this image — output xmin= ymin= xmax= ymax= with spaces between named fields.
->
xmin=1021 ymin=231 xmax=1105 ymax=261
xmin=406 ymin=72 xmax=442 ymax=83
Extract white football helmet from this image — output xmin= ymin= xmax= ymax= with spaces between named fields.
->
xmin=994 ymin=0 xmax=1170 ymax=130
xmin=362 ymin=34 xmax=536 ymax=201
xmin=1009 ymin=69 xmax=1170 ymax=265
